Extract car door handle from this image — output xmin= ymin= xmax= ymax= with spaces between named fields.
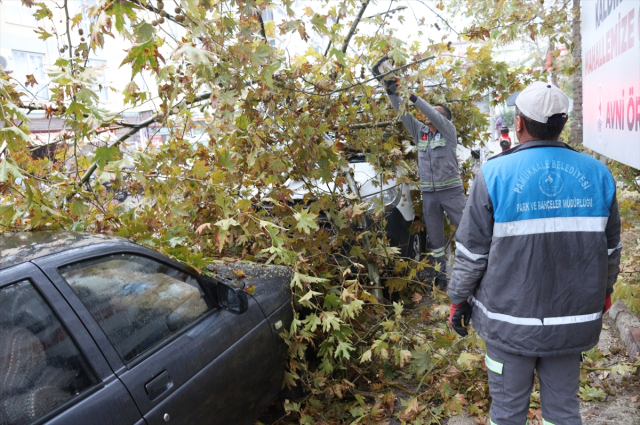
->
xmin=145 ymin=370 xmax=173 ymax=400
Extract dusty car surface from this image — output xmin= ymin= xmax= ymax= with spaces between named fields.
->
xmin=0 ymin=232 xmax=292 ymax=425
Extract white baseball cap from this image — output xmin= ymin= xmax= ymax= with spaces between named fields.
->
xmin=514 ymin=81 xmax=570 ymax=124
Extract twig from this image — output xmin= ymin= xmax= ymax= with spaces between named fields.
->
xmin=415 ymin=0 xmax=460 ymax=35
xmin=323 ymin=16 xmax=339 ymax=57
xmin=581 ymin=361 xmax=640 ymax=372
xmin=63 ymin=0 xmax=73 ymax=59
xmin=257 ymin=12 xmax=267 ymax=42
xmin=387 ymin=382 xmax=417 ymax=396
xmin=278 ymin=56 xmax=437 ymax=97
xmin=340 ymin=0 xmax=370 ymax=54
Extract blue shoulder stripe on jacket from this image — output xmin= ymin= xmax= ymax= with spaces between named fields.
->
xmin=481 ymin=141 xmax=615 ymax=224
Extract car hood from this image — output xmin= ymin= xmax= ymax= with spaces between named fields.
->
xmin=207 ymin=262 xmax=292 ymax=317
xmin=287 ymin=162 xmax=398 ymax=200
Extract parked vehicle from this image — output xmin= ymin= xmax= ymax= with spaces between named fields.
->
xmin=0 ymin=232 xmax=292 ymax=425
xmin=286 ymin=141 xmax=475 ymax=265
xmin=287 ymin=152 xmax=426 ymax=262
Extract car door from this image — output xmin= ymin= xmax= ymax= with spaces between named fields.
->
xmin=0 ymin=262 xmax=143 ymax=425
xmin=35 ymin=244 xmax=278 ymax=425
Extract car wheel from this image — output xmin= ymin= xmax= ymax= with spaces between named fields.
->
xmin=408 ymin=231 xmax=424 ymax=262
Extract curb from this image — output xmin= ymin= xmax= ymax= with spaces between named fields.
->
xmin=606 ymin=300 xmax=640 ymax=363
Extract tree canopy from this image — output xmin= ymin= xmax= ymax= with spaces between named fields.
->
xmin=0 ymin=0 xmax=577 ymax=422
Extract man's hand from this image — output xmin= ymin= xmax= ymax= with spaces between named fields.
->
xmin=450 ymin=301 xmax=472 ymax=336
xmin=372 ymin=56 xmax=396 ymax=81
xmin=372 ymin=56 xmax=398 ymax=94
xmin=604 ymin=294 xmax=612 ymax=313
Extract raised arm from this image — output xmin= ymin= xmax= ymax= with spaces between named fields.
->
xmin=387 ymin=91 xmax=423 ymax=142
xmin=372 ymin=56 xmax=423 ymax=142
xmin=409 ymin=94 xmax=457 ymax=142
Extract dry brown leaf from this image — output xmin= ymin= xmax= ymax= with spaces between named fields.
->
xmin=474 ymin=417 xmax=487 ymax=425
xmin=232 ymin=269 xmax=246 ymax=278
xmin=443 ymin=365 xmax=462 ymax=380
xmin=528 ymin=408 xmax=542 ymax=423
xmin=411 ymin=292 xmax=423 ymax=303
xmin=195 ymin=222 xmax=211 ymax=236
xmin=454 ymin=392 xmax=468 ymax=405
xmin=398 ymin=397 xmax=425 ymax=422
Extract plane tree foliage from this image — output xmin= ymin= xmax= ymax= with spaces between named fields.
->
xmin=0 ymin=0 xmax=537 ymax=422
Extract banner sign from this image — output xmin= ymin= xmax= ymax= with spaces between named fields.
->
xmin=583 ymin=0 xmax=640 ymax=168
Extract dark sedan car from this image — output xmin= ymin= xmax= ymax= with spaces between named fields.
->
xmin=0 ymin=232 xmax=292 ymax=425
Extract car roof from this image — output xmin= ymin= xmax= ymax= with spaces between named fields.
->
xmin=0 ymin=231 xmax=130 ymax=270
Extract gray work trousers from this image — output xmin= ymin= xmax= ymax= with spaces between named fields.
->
xmin=486 ymin=343 xmax=582 ymax=425
xmin=421 ymin=186 xmax=466 ymax=273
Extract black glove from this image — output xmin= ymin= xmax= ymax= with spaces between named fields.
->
xmin=450 ymin=301 xmax=472 ymax=337
xmin=372 ymin=56 xmax=398 ymax=94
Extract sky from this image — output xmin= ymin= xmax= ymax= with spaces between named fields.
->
xmin=271 ymin=0 xmax=469 ymax=60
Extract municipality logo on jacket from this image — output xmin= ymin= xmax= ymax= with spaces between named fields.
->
xmin=539 ymin=171 xmax=563 ymax=197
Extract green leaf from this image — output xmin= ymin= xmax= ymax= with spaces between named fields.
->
xmin=341 ymin=299 xmax=364 ymax=319
xmin=70 ymin=199 xmax=87 ymax=217
xmin=334 ymin=341 xmax=354 ymax=360
xmin=304 ymin=314 xmax=322 ymax=332
xmin=0 ymin=127 xmax=30 ymax=143
xmin=291 ymin=272 xmax=329 ymax=289
xmin=578 ymin=385 xmax=606 ymax=402
xmin=215 ymin=217 xmax=239 ymax=231
xmin=133 ymin=21 xmax=156 ymax=43
xmin=410 ymin=347 xmax=432 ymax=376
xmin=457 ymin=352 xmax=481 ymax=370
xmin=294 ymin=209 xmax=319 ymax=235
xmin=323 ymin=293 xmax=341 ymax=310
xmin=110 ymin=0 xmax=137 ymax=33
xmin=252 ymin=44 xmax=272 ymax=65
xmin=35 ymin=27 xmax=53 ymax=40
xmin=192 ymin=160 xmax=208 ymax=179
xmin=120 ymin=39 xmax=165 ymax=77
xmin=33 ymin=3 xmax=53 ymax=20
xmin=0 ymin=158 xmax=24 ymax=182
xmin=93 ymin=146 xmax=120 ymax=168
xmin=330 ymin=48 xmax=346 ymax=67
xmin=298 ymin=289 xmax=321 ymax=308
xmin=321 ymin=311 xmax=342 ymax=332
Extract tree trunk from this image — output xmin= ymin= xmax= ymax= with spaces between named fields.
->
xmin=569 ymin=0 xmax=583 ymax=147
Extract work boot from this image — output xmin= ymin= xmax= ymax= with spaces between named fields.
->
xmin=434 ymin=274 xmax=448 ymax=291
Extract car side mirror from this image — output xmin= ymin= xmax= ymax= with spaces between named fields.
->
xmin=218 ymin=283 xmax=248 ymax=314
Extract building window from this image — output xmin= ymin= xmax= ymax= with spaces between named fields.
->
xmin=3 ymin=3 xmax=38 ymax=27
xmin=86 ymin=59 xmax=108 ymax=102
xmin=12 ymin=51 xmax=49 ymax=100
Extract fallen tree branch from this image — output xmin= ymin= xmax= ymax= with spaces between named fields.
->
xmin=78 ymin=90 xmax=212 ymax=185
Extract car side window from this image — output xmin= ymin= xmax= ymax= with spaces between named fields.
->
xmin=0 ymin=280 xmax=98 ymax=425
xmin=59 ymin=254 xmax=212 ymax=364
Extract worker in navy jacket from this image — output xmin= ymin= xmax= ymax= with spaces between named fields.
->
xmin=448 ymin=81 xmax=621 ymax=425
